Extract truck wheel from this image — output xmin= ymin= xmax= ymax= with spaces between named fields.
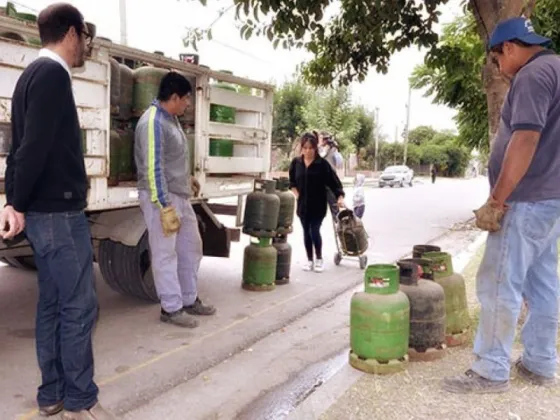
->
xmin=0 ymin=256 xmax=37 ymax=270
xmin=98 ymin=233 xmax=158 ymax=302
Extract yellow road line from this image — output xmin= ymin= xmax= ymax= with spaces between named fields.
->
xmin=16 ymin=287 xmax=317 ymax=420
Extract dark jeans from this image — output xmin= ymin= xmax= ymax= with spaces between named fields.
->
xmin=300 ymin=216 xmax=324 ymax=261
xmin=354 ymin=205 xmax=365 ymax=219
xmin=25 ymin=211 xmax=99 ymax=411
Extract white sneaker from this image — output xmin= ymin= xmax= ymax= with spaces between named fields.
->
xmin=303 ymin=261 xmax=314 ymax=271
xmin=314 ymin=259 xmax=324 ymax=273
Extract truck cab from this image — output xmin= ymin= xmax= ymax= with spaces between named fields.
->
xmin=0 ymin=14 xmax=274 ymax=302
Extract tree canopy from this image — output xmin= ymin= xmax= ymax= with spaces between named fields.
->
xmin=410 ymin=0 xmax=560 ymax=153
xmin=185 ymin=0 xmax=449 ymax=86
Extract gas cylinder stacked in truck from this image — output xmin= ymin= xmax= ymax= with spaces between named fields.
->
xmin=241 ymin=179 xmax=281 ymax=291
xmin=209 ymin=71 xmax=237 ymax=158
xmin=272 ymin=177 xmax=295 ymax=285
xmin=105 ymin=48 xmax=199 ymax=186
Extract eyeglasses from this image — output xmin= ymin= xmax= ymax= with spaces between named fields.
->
xmin=82 ymin=23 xmax=96 ymax=46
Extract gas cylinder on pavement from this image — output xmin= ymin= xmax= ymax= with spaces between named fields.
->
xmin=399 ymin=258 xmax=435 ymax=280
xmin=397 ymin=260 xmax=446 ymax=362
xmin=272 ymin=236 xmax=292 ymax=285
xmin=422 ymin=251 xmax=471 ymax=347
xmin=242 ymin=179 xmax=280 ymax=238
xmin=412 ymin=244 xmax=441 ymax=259
xmin=242 ymin=238 xmax=277 ymax=291
xmin=274 ymin=177 xmax=295 ymax=235
xmin=349 ymin=264 xmax=410 ymax=374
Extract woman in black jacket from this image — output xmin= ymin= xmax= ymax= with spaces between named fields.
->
xmin=289 ymin=132 xmax=345 ymax=273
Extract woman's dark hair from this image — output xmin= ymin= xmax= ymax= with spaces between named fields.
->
xmin=300 ymin=132 xmax=319 ymax=156
xmin=157 ymin=72 xmax=192 ymax=101
xmin=37 ymin=3 xmax=84 ymax=46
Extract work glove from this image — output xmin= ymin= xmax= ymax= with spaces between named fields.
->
xmin=473 ymin=197 xmax=508 ymax=233
xmin=160 ymin=206 xmax=181 ymax=236
xmin=191 ymin=178 xmax=201 ymax=197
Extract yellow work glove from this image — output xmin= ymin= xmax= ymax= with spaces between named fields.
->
xmin=160 ymin=206 xmax=181 ymax=236
xmin=473 ymin=197 xmax=508 ymax=233
xmin=191 ymin=178 xmax=201 ymax=197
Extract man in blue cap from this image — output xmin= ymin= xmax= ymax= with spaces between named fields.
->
xmin=443 ymin=17 xmax=560 ymax=393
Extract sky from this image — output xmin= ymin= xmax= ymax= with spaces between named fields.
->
xmin=4 ymin=0 xmax=465 ymax=141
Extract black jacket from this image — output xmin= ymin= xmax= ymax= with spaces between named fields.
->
xmin=6 ymin=58 xmax=88 ymax=213
xmin=289 ymin=156 xmax=344 ymax=220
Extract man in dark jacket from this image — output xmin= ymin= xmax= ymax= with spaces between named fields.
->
xmin=0 ymin=4 xmax=113 ymax=419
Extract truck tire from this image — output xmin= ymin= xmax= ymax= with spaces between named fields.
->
xmin=98 ymin=233 xmax=158 ymax=302
xmin=0 ymin=256 xmax=37 ymax=270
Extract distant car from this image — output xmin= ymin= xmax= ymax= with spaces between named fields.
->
xmin=378 ymin=165 xmax=414 ymax=188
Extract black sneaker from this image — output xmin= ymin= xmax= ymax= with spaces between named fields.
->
xmin=160 ymin=308 xmax=199 ymax=328
xmin=184 ymin=297 xmax=216 ymax=316
xmin=515 ymin=358 xmax=557 ymax=387
xmin=442 ymin=369 xmax=510 ymax=394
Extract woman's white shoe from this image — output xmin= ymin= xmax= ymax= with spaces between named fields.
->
xmin=303 ymin=261 xmax=314 ymax=271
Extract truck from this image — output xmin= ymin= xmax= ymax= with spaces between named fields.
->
xmin=0 ymin=13 xmax=274 ymax=302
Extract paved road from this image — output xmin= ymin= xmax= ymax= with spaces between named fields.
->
xmin=0 ymin=176 xmax=488 ymax=419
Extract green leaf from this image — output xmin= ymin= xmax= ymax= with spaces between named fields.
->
xmin=207 ymin=28 xmax=212 ymax=41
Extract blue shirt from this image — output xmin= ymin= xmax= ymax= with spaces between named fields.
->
xmin=488 ymin=50 xmax=560 ymax=202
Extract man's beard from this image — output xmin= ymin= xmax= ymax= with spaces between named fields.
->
xmin=73 ymin=45 xmax=86 ymax=68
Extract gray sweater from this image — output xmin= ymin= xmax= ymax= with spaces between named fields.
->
xmin=134 ymin=101 xmax=191 ymax=207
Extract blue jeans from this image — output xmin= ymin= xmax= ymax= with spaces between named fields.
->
xmin=25 ymin=211 xmax=99 ymax=411
xmin=354 ymin=205 xmax=365 ymax=219
xmin=472 ymin=200 xmax=560 ymax=381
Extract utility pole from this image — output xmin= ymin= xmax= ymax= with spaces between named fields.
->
xmin=403 ymin=84 xmax=412 ymax=165
xmin=374 ymin=107 xmax=380 ymax=172
xmin=119 ymin=0 xmax=128 ymax=46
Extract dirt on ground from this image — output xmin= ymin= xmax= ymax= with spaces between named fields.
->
xmin=320 ymin=243 xmax=560 ymax=420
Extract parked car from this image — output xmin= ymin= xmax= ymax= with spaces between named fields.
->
xmin=378 ymin=165 xmax=414 ymax=188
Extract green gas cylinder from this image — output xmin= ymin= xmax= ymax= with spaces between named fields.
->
xmin=242 ymin=179 xmax=280 ymax=238
xmin=242 ymin=238 xmax=277 ymax=291
xmin=109 ymin=58 xmax=121 ymax=116
xmin=422 ymin=251 xmax=471 ymax=347
xmin=108 ymin=129 xmax=121 ymax=186
xmin=397 ymin=260 xmax=446 ymax=362
xmin=209 ymin=71 xmax=237 ymax=157
xmin=349 ymin=264 xmax=410 ymax=374
xmin=133 ymin=66 xmax=168 ymax=117
xmin=118 ymin=64 xmax=134 ymax=121
xmin=274 ymin=177 xmax=295 ymax=235
xmin=114 ymin=127 xmax=134 ymax=182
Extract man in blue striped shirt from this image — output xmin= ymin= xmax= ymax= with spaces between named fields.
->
xmin=135 ymin=72 xmax=216 ymax=328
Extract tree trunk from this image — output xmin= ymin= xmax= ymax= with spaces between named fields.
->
xmin=469 ymin=0 xmax=538 ymax=144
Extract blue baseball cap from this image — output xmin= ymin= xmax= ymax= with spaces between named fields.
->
xmin=488 ymin=17 xmax=551 ymax=49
